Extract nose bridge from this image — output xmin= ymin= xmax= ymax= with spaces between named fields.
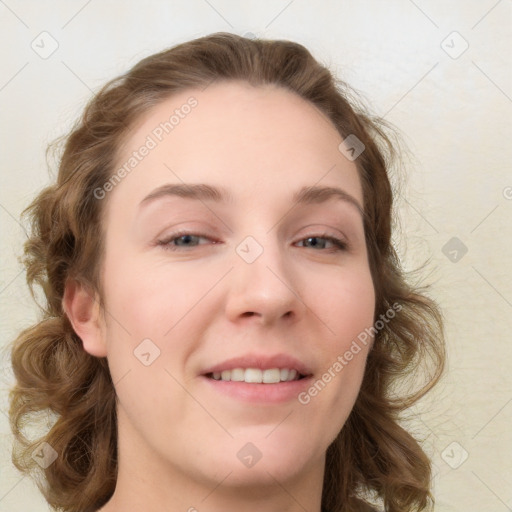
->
xmin=225 ymin=229 xmax=302 ymax=323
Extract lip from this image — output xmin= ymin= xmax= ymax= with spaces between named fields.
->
xmin=199 ymin=374 xmax=313 ymax=404
xmin=200 ymin=353 xmax=312 ymax=377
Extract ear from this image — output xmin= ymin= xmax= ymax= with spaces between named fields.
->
xmin=62 ymin=278 xmax=107 ymax=357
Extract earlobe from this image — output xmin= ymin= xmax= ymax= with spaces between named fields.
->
xmin=62 ymin=278 xmax=107 ymax=357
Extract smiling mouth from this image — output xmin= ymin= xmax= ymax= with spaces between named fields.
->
xmin=205 ymin=368 xmax=307 ymax=384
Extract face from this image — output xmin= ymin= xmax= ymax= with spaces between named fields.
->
xmin=94 ymin=81 xmax=375 ymax=495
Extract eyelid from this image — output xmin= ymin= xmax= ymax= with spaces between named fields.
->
xmin=156 ymin=228 xmax=350 ymax=253
xmin=156 ymin=230 xmax=216 ymax=249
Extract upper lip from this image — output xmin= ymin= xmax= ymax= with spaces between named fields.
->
xmin=201 ymin=353 xmax=312 ymax=376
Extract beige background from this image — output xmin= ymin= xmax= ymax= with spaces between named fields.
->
xmin=1 ymin=1 xmax=511 ymax=510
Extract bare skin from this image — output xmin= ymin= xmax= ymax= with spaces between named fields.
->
xmin=64 ymin=81 xmax=375 ymax=512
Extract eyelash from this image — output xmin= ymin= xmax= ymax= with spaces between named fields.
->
xmin=156 ymin=230 xmax=348 ymax=253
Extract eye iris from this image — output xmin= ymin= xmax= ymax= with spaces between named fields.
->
xmin=160 ymin=233 xmax=344 ymax=252
xmin=306 ymin=237 xmax=324 ymax=248
xmin=176 ymin=234 xmax=197 ymax=246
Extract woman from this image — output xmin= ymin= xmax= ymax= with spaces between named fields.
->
xmin=8 ymin=32 xmax=446 ymax=512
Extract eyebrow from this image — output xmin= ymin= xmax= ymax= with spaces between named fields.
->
xmin=139 ymin=183 xmax=364 ymax=217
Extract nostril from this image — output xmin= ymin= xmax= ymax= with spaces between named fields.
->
xmin=242 ymin=312 xmax=257 ymax=318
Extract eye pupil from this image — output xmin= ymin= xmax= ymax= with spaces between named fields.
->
xmin=159 ymin=233 xmax=345 ymax=252
xmin=299 ymin=235 xmax=346 ymax=252
xmin=306 ymin=237 xmax=323 ymax=248
xmin=177 ymin=234 xmax=196 ymax=246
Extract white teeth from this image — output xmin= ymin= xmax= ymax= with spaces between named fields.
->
xmin=245 ymin=368 xmax=262 ymax=383
xmin=230 ymin=368 xmax=245 ymax=381
xmin=209 ymin=368 xmax=302 ymax=383
xmin=262 ymin=368 xmax=280 ymax=383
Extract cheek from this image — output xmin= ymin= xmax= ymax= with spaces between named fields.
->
xmin=307 ymin=266 xmax=374 ymax=420
xmin=102 ymin=250 xmax=207 ymax=335
xmin=99 ymin=257 xmax=196 ymax=434
xmin=100 ymin=253 xmax=217 ymax=383
xmin=321 ymin=266 xmax=376 ymax=344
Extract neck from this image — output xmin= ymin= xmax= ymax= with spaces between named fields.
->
xmin=97 ymin=407 xmax=326 ymax=512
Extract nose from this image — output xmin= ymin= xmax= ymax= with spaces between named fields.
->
xmin=224 ymin=236 xmax=305 ymax=326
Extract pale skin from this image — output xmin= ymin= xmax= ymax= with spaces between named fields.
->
xmin=64 ymin=81 xmax=376 ymax=512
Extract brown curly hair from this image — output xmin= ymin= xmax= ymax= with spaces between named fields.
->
xmin=8 ymin=32 xmax=446 ymax=512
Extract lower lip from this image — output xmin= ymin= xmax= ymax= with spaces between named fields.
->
xmin=200 ymin=375 xmax=313 ymax=404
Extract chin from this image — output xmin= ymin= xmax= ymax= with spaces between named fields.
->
xmin=216 ymin=437 xmax=319 ymax=486
xmin=215 ymin=460 xmax=306 ymax=490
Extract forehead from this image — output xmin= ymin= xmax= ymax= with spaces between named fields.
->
xmin=121 ymin=80 xmax=344 ymax=152
xmin=108 ymin=80 xmax=362 ymax=212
